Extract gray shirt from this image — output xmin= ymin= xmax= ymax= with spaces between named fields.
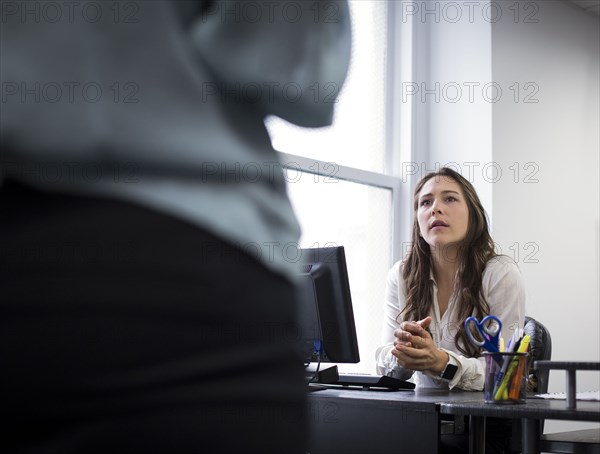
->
xmin=0 ymin=1 xmax=352 ymax=280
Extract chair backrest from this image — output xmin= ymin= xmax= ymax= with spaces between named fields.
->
xmin=511 ymin=316 xmax=554 ymax=452
xmin=524 ymin=315 xmax=552 ymax=393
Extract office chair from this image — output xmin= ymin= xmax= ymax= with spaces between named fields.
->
xmin=523 ymin=315 xmax=552 ymax=394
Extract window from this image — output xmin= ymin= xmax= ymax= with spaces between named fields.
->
xmin=266 ymin=1 xmax=405 ymax=374
xmin=266 ymin=1 xmax=388 ymax=173
xmin=285 ymin=174 xmax=393 ymax=373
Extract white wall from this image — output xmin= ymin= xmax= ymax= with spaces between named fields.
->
xmin=491 ymin=0 xmax=600 ymax=433
xmin=405 ymin=0 xmax=599 ymax=435
xmin=409 ymin=0 xmax=494 ymax=215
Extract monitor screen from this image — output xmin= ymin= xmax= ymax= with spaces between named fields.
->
xmin=295 ymin=246 xmax=360 ymax=364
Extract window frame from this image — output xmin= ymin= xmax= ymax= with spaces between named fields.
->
xmin=278 ymin=151 xmax=403 ymax=261
xmin=271 ymin=1 xmax=422 ymax=374
xmin=275 ymin=1 xmax=417 ymax=266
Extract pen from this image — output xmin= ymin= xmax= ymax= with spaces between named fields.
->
xmin=492 ymin=331 xmax=519 ymax=396
xmin=494 ymin=334 xmax=531 ymax=401
xmin=509 ymin=341 xmax=530 ymax=400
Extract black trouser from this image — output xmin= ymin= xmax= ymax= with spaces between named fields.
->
xmin=0 ymin=180 xmax=307 ymax=454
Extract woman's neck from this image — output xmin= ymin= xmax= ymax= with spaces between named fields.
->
xmin=431 ymin=245 xmax=460 ymax=288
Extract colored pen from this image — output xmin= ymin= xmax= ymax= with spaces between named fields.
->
xmin=494 ymin=334 xmax=531 ymax=401
xmin=492 ymin=331 xmax=519 ymax=396
xmin=509 ymin=341 xmax=530 ymax=400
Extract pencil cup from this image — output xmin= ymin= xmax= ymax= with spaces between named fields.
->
xmin=483 ymin=352 xmax=529 ymax=404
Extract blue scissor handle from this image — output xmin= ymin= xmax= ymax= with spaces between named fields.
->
xmin=464 ymin=315 xmax=502 ymax=352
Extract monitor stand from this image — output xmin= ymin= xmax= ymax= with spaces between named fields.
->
xmin=305 ymin=363 xmax=339 ymax=384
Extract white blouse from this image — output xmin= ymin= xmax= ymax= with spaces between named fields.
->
xmin=375 ymin=255 xmax=526 ymax=390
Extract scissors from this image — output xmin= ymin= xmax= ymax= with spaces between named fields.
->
xmin=464 ymin=315 xmax=502 ymax=353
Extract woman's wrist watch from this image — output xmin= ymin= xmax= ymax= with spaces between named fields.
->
xmin=439 ymin=361 xmax=458 ymax=381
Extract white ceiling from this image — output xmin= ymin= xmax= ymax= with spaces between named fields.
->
xmin=568 ymin=0 xmax=600 ymax=17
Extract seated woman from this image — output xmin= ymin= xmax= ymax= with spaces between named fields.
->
xmin=375 ymin=167 xmax=526 ymax=453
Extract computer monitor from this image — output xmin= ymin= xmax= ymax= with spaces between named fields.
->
xmin=295 ymin=246 xmax=360 ymax=365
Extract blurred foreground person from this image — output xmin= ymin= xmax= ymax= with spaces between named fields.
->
xmin=0 ymin=1 xmax=351 ymax=452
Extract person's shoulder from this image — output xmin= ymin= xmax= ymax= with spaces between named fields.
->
xmin=484 ymin=254 xmax=521 ymax=278
xmin=385 ymin=260 xmax=407 ymax=295
xmin=386 ymin=259 xmax=406 ymax=282
xmin=387 ymin=259 xmax=403 ymax=276
xmin=486 ymin=254 xmax=518 ymax=267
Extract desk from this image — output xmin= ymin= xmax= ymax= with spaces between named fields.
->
xmin=307 ymin=387 xmax=452 ymax=454
xmin=441 ymin=395 xmax=600 ymax=454
xmin=306 ymin=387 xmax=600 ymax=454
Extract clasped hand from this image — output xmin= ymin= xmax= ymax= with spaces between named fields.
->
xmin=391 ymin=316 xmax=448 ymax=374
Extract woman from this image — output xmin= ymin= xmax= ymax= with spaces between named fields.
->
xmin=376 ymin=168 xmax=525 ymax=452
xmin=376 ymin=167 xmax=525 ymax=388
xmin=375 ymin=167 xmax=526 ymax=452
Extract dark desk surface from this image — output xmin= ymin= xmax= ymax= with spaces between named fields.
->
xmin=306 ymin=386 xmax=462 ymax=454
xmin=308 ymin=386 xmax=600 ymax=418
xmin=309 ymin=387 xmax=600 ymax=415
xmin=440 ymin=393 xmax=600 ymax=421
xmin=307 ymin=385 xmax=478 ymax=404
xmin=307 ymin=387 xmax=600 ymax=454
xmin=439 ymin=392 xmax=600 ymax=454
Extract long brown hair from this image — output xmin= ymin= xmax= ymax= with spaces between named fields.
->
xmin=401 ymin=167 xmax=496 ymax=357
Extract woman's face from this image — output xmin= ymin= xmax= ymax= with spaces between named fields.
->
xmin=417 ymin=176 xmax=470 ymax=249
